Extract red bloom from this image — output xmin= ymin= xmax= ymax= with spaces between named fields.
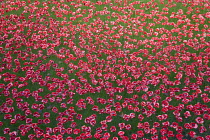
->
xmin=110 ymin=126 xmax=116 ymax=132
xmin=195 ymin=117 xmax=204 ymax=124
xmin=176 ymin=126 xmax=183 ymax=133
xmin=184 ymin=111 xmax=191 ymax=118
xmin=190 ymin=122 xmax=198 ymax=129
xmin=26 ymin=118 xmax=32 ymax=124
xmin=43 ymin=118 xmax=50 ymax=124
xmin=118 ymin=123 xmax=125 ymax=130
xmin=76 ymin=114 xmax=83 ymax=120
xmin=46 ymin=127 xmax=52 ymax=134
xmin=52 ymin=107 xmax=58 ymax=113
xmin=176 ymin=134 xmax=183 ymax=140
xmin=188 ymin=131 xmax=196 ymax=138
xmin=125 ymin=124 xmax=132 ymax=130
xmin=167 ymin=131 xmax=174 ymax=137
xmin=103 ymin=132 xmax=110 ymax=139
xmin=196 ymin=136 xmax=205 ymax=140
xmin=137 ymin=130 xmax=144 ymax=138
xmin=205 ymin=135 xmax=210 ymax=140
xmin=199 ymin=126 xmax=207 ymax=133
xmin=94 ymin=133 xmax=101 ymax=139
xmin=73 ymin=129 xmax=80 ymax=135
xmin=43 ymin=112 xmax=50 ymax=118
xmin=118 ymin=131 xmax=125 ymax=136
xmin=184 ymin=123 xmax=192 ymax=129
xmin=151 ymin=135 xmax=158 ymax=140
xmin=3 ymin=128 xmax=10 ymax=134
xmin=66 ymin=128 xmax=73 ymax=134
xmin=10 ymin=119 xmax=16 ymax=124
xmin=131 ymin=133 xmax=137 ymax=140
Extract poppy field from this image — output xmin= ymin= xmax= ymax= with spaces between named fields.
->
xmin=0 ymin=0 xmax=210 ymax=139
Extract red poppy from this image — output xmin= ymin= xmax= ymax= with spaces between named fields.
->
xmin=52 ymin=107 xmax=58 ymax=113
xmin=196 ymin=136 xmax=205 ymax=140
xmin=176 ymin=126 xmax=183 ymax=134
xmin=37 ymin=119 xmax=43 ymax=124
xmin=188 ymin=131 xmax=196 ymax=138
xmin=46 ymin=127 xmax=52 ymax=134
xmin=205 ymin=135 xmax=210 ymax=140
xmin=3 ymin=128 xmax=10 ymax=134
xmin=4 ymin=114 xmax=12 ymax=119
xmin=94 ymin=133 xmax=101 ymax=139
xmin=103 ymin=132 xmax=110 ymax=139
xmin=118 ymin=131 xmax=125 ymax=137
xmin=90 ymin=119 xmax=96 ymax=126
xmin=59 ymin=128 xmax=66 ymax=135
xmin=195 ymin=117 xmax=204 ymax=124
xmin=199 ymin=126 xmax=207 ymax=133
xmin=25 ymin=118 xmax=32 ymax=124
xmin=124 ymin=124 xmax=131 ymax=130
xmin=66 ymin=128 xmax=73 ymax=134
xmin=43 ymin=118 xmax=50 ymax=124
xmin=70 ymin=122 xmax=77 ymax=128
xmin=73 ymin=129 xmax=80 ymax=135
xmin=184 ymin=123 xmax=192 ymax=130
xmin=53 ymin=127 xmax=59 ymax=134
xmin=28 ymin=134 xmax=35 ymax=139
xmin=170 ymin=122 xmax=178 ymax=128
xmin=83 ymin=132 xmax=91 ymax=139
xmin=137 ymin=130 xmax=144 ymax=138
xmin=176 ymin=133 xmax=183 ymax=140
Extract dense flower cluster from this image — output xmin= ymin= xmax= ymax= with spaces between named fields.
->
xmin=0 ymin=0 xmax=210 ymax=140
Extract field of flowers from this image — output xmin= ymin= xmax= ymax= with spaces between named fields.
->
xmin=0 ymin=0 xmax=210 ymax=139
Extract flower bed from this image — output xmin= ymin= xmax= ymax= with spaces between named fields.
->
xmin=0 ymin=0 xmax=210 ymax=139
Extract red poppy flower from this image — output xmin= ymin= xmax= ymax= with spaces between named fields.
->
xmin=4 ymin=114 xmax=12 ymax=119
xmin=3 ymin=128 xmax=10 ymax=134
xmin=188 ymin=131 xmax=196 ymax=138
xmin=26 ymin=118 xmax=32 ymax=124
xmin=176 ymin=116 xmax=183 ymax=122
xmin=10 ymin=119 xmax=16 ymax=124
xmin=184 ymin=111 xmax=191 ymax=118
xmin=196 ymin=136 xmax=205 ymax=140
xmin=184 ymin=122 xmax=192 ymax=130
xmin=28 ymin=134 xmax=35 ymax=139
xmin=94 ymin=133 xmax=101 ymax=139
xmin=52 ymin=107 xmax=58 ymax=113
xmin=103 ymin=132 xmax=110 ymax=139
xmin=118 ymin=131 xmax=125 ymax=136
xmin=176 ymin=126 xmax=183 ymax=134
xmin=70 ymin=122 xmax=77 ymax=128
xmin=37 ymin=119 xmax=43 ymax=124
xmin=176 ymin=133 xmax=183 ymax=140
xmin=90 ymin=119 xmax=97 ymax=126
xmin=58 ymin=127 xmax=66 ymax=135
xmin=195 ymin=117 xmax=204 ymax=124
xmin=66 ymin=128 xmax=73 ymax=134
xmin=9 ymin=131 xmax=17 ymax=137
xmin=137 ymin=130 xmax=144 ymax=138
xmin=46 ymin=127 xmax=52 ymax=134
xmin=125 ymin=124 xmax=132 ymax=130
xmin=112 ymin=137 xmax=119 ymax=140
xmin=170 ymin=122 xmax=178 ymax=128
xmin=199 ymin=126 xmax=207 ymax=133
xmin=43 ymin=118 xmax=50 ymax=124
xmin=73 ymin=129 xmax=80 ymax=135
xmin=205 ymin=135 xmax=210 ymax=140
